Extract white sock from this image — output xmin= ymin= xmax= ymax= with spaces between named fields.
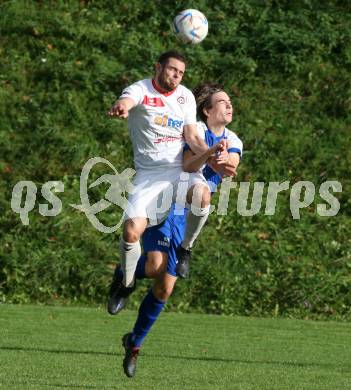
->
xmin=119 ymin=238 xmax=141 ymax=287
xmin=181 ymin=205 xmax=210 ymax=250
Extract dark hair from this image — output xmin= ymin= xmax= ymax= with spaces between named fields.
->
xmin=157 ymin=50 xmax=187 ymax=67
xmin=192 ymin=83 xmax=224 ymax=124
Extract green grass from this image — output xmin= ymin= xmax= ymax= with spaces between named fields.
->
xmin=0 ymin=304 xmax=350 ymax=389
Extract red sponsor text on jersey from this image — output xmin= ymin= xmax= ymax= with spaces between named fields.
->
xmin=154 ymin=135 xmax=182 ymax=144
xmin=142 ymin=96 xmax=165 ymax=107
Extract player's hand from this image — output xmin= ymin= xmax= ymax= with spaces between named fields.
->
xmin=208 ymin=139 xmax=227 ymax=156
xmin=108 ymin=101 xmax=129 ymax=118
xmin=220 ymin=163 xmax=237 ymax=177
xmin=208 ymin=139 xmax=229 ymax=164
xmin=208 ymin=157 xmax=237 ymax=177
xmin=216 ymin=147 xmax=229 ymax=164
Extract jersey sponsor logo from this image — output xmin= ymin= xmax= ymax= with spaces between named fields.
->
xmin=153 ymin=130 xmax=183 ymax=144
xmin=154 ymin=135 xmax=183 ymax=144
xmin=154 ymin=113 xmax=184 ymax=130
xmin=142 ymin=95 xmax=165 ymax=107
xmin=177 ymin=96 xmax=185 ymax=104
xmin=157 ymin=236 xmax=170 ymax=247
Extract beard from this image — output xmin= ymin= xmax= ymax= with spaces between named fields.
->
xmin=156 ymin=69 xmax=176 ymax=92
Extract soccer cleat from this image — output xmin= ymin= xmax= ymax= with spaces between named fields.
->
xmin=122 ymin=333 xmax=140 ymax=378
xmin=175 ymin=246 xmax=192 ymax=278
xmin=107 ymin=266 xmax=136 ymax=315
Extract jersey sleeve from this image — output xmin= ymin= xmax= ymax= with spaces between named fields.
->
xmin=119 ymin=81 xmax=144 ymax=106
xmin=183 ymin=90 xmax=197 ymax=126
xmin=227 ymin=130 xmax=243 ymax=157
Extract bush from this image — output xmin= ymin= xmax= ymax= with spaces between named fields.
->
xmin=0 ymin=0 xmax=350 ymax=319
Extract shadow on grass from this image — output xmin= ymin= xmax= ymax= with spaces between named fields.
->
xmin=0 ymin=345 xmax=347 ymax=371
xmin=3 ymin=381 xmax=107 ymax=389
xmin=1 ymin=345 xmax=117 ymax=357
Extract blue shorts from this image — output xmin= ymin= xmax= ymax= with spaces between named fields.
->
xmin=142 ymin=205 xmax=187 ymax=276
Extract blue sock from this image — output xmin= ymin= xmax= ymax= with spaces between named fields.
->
xmin=135 ymin=254 xmax=147 ymax=280
xmin=132 ymin=289 xmax=165 ymax=347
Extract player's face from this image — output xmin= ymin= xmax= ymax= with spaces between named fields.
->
xmin=206 ymin=91 xmax=233 ymax=126
xmin=156 ymin=58 xmax=185 ymax=92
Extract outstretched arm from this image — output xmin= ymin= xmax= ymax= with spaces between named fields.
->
xmin=108 ymin=97 xmax=136 ymax=119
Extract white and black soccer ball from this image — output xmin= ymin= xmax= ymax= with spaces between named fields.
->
xmin=173 ymin=9 xmax=208 ymax=44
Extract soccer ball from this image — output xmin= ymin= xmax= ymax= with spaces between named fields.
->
xmin=173 ymin=9 xmax=208 ymax=44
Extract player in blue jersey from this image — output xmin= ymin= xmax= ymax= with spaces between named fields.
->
xmin=108 ymin=83 xmax=243 ymax=377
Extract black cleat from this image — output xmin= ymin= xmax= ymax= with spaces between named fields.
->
xmin=107 ymin=266 xmax=135 ymax=315
xmin=175 ymin=246 xmax=192 ymax=279
xmin=122 ymin=333 xmax=140 ymax=378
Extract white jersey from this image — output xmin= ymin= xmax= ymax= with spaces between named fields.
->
xmin=120 ymin=79 xmax=197 ymax=170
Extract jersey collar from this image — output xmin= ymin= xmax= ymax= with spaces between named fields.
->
xmin=152 ymin=79 xmax=177 ymax=96
xmin=207 ymin=126 xmax=226 ymax=139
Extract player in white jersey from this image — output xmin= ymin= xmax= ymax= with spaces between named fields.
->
xmin=108 ymin=52 xmax=228 ymax=312
xmin=108 ymin=83 xmax=243 ymax=377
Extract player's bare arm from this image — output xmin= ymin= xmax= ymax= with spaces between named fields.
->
xmin=208 ymin=152 xmax=240 ymax=177
xmin=183 ymin=123 xmax=209 ymax=154
xmin=108 ymin=97 xmax=136 ymax=118
xmin=182 ymin=139 xmax=226 ymax=173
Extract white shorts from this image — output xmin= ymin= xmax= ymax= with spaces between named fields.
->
xmin=124 ymin=167 xmax=208 ymax=225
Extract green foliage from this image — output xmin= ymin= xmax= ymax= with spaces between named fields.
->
xmin=0 ymin=0 xmax=350 ymax=318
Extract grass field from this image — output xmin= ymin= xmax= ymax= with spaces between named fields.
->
xmin=0 ymin=304 xmax=350 ymax=389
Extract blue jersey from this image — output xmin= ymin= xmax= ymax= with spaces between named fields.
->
xmin=184 ymin=122 xmax=243 ymax=190
xmin=142 ymin=121 xmax=243 ymax=276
